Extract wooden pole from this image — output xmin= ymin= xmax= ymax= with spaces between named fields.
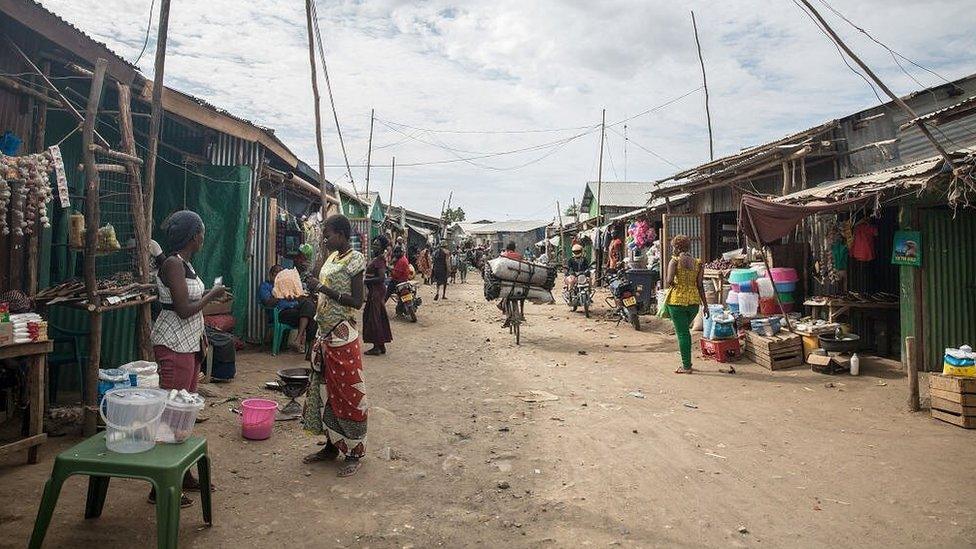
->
xmin=796 ymin=0 xmax=955 ymax=169
xmin=691 ymin=10 xmax=714 ymax=161
xmin=117 ymin=82 xmax=153 ymax=360
xmin=742 ymin=201 xmax=792 ymax=330
xmin=143 ymin=0 xmax=172 ymax=234
xmin=26 ymin=61 xmax=50 ymax=296
xmin=305 ymin=0 xmax=330 ymax=219
xmin=906 ymin=336 xmax=920 ymax=412
xmin=387 ymin=156 xmax=396 ymax=214
xmin=556 ymin=201 xmax=566 ymax=265
xmin=595 ymin=109 xmax=606 ymax=281
xmin=81 ymin=59 xmax=108 ymax=436
xmin=0 ymin=76 xmax=61 ymax=107
xmin=365 ymin=108 xmax=374 ymax=195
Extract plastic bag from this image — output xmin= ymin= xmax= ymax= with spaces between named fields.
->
xmin=96 ymin=223 xmax=121 ymax=252
xmin=943 ymin=345 xmax=976 ymax=377
xmin=120 ymin=360 xmax=160 ymax=388
xmin=272 ymin=268 xmax=305 ymax=299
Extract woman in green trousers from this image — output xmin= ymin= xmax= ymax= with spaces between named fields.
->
xmin=665 ymin=235 xmax=707 ymax=373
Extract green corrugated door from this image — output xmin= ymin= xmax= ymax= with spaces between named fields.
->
xmin=922 ymin=208 xmax=976 ymax=371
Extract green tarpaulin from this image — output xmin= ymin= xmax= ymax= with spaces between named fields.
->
xmin=152 ymin=165 xmax=252 ymax=336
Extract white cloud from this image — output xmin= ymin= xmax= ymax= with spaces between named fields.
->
xmin=39 ymin=0 xmax=976 ymax=219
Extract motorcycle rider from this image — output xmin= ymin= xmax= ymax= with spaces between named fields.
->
xmin=565 ymin=243 xmax=591 ymax=289
xmin=388 ymin=246 xmax=412 ymax=300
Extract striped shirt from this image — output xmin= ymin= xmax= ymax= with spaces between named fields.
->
xmin=151 ymin=255 xmax=205 ymax=353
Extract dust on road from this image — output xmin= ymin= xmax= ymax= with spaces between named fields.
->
xmin=2 ymin=279 xmax=974 ymax=548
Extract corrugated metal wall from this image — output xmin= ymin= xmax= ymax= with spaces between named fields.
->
xmin=206 ymin=134 xmax=265 ymax=343
xmin=921 ymin=207 xmax=976 ymax=372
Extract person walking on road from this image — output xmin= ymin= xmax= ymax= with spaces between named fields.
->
xmin=432 ymin=241 xmax=450 ymax=300
xmin=363 ymin=236 xmax=392 ymax=356
xmin=417 ymin=246 xmax=433 ymax=285
xmin=664 ymin=234 xmax=707 ymax=374
xmin=302 ymin=214 xmax=368 ymax=477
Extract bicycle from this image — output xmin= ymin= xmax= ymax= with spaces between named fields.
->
xmin=501 ymin=297 xmax=526 ymax=345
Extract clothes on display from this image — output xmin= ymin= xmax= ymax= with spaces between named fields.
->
xmin=851 ymin=221 xmax=878 ymax=262
xmin=831 ymin=241 xmax=849 ymax=271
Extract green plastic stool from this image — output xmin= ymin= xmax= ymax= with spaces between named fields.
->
xmin=28 ymin=432 xmax=212 ymax=549
xmin=267 ymin=307 xmax=292 ymax=356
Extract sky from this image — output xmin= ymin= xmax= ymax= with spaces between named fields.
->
xmin=40 ymin=0 xmax=976 ymax=220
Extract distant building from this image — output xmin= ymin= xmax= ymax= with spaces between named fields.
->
xmin=579 ymin=181 xmax=653 ymax=222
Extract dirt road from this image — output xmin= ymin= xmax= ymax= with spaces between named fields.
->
xmin=2 ymin=279 xmax=975 ymax=548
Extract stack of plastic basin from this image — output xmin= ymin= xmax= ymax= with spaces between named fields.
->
xmin=769 ymin=268 xmax=799 ymax=313
xmin=728 ymin=269 xmax=759 ymax=316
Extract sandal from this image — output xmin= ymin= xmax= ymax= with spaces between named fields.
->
xmin=337 ymin=458 xmax=362 ymax=477
xmin=303 ymin=446 xmax=339 ymax=464
xmin=674 ymin=367 xmax=694 ymax=374
xmin=148 ymin=490 xmax=194 ymax=508
xmin=364 ymin=347 xmax=383 ymax=356
xmin=182 ymin=475 xmax=215 ymax=492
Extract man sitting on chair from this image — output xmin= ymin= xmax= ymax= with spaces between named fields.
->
xmin=258 ymin=264 xmax=316 ymax=353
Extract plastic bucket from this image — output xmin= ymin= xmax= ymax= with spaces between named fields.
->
xmin=774 ymin=281 xmax=797 ymax=293
xmin=726 ymin=290 xmax=740 ymax=304
xmin=777 ymin=292 xmax=795 ymax=304
xmin=755 ymin=277 xmax=775 ymax=298
xmin=780 ymin=302 xmax=795 ymax=313
xmin=769 ymin=268 xmax=798 ymax=283
xmin=157 ymin=398 xmax=205 ymax=444
xmin=241 ymin=398 xmax=277 ymax=440
xmin=738 ymin=292 xmax=759 ymax=316
xmin=759 ymin=297 xmax=780 ymax=314
xmin=100 ymin=388 xmax=167 ymax=453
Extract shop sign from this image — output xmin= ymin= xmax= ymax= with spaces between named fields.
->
xmin=891 ymin=230 xmax=921 ymax=266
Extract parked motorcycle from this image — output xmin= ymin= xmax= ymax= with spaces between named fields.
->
xmin=394 ymin=281 xmax=421 ymax=322
xmin=605 ymin=272 xmax=641 ymax=331
xmin=562 ymin=270 xmax=594 ymax=318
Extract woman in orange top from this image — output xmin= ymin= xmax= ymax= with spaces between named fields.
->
xmin=665 ymin=235 xmax=707 ymax=373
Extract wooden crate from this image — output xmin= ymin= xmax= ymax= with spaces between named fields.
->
xmin=744 ymin=331 xmax=803 ymax=370
xmin=929 ymin=374 xmax=976 ymax=429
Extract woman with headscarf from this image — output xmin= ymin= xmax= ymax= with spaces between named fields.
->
xmin=432 ymin=241 xmax=450 ymax=300
xmin=417 ymin=246 xmax=433 ymax=285
xmin=150 ymin=210 xmax=225 ymax=507
xmin=362 ymin=235 xmax=392 ymax=356
xmin=301 ymin=214 xmax=368 ymax=477
xmin=664 ymin=234 xmax=707 ymax=374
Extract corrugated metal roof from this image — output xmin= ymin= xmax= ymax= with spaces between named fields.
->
xmin=582 ymin=181 xmax=654 ymax=208
xmin=462 ymin=219 xmax=551 ymax=234
xmin=608 ymin=193 xmax=690 ymax=222
xmin=901 ymin=95 xmax=976 ymax=129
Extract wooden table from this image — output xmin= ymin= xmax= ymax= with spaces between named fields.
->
xmin=803 ymin=298 xmax=899 ymax=323
xmin=0 ymin=340 xmax=53 ymax=464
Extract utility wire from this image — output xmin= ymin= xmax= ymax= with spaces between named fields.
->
xmin=604 ymin=132 xmax=620 ymax=180
xmin=792 ymin=0 xmax=887 ymax=107
xmin=816 ymin=0 xmax=952 ymax=86
xmin=607 ymin=127 xmax=680 ymax=169
xmin=376 ymin=86 xmax=703 ymax=137
xmin=309 ymin=0 xmax=357 ymax=194
xmin=133 ymin=0 xmax=157 ymax=66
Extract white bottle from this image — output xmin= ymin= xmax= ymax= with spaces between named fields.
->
xmin=850 ymin=353 xmax=860 ymax=376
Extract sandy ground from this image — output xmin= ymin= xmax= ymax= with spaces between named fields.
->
xmin=1 ymin=278 xmax=975 ymax=548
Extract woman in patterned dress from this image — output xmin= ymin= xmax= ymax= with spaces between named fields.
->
xmin=301 ymin=214 xmax=369 ymax=477
xmin=150 ymin=210 xmax=225 ymax=506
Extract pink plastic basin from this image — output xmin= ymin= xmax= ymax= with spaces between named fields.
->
xmin=241 ymin=398 xmax=277 ymax=440
xmin=769 ymin=267 xmax=798 ymax=283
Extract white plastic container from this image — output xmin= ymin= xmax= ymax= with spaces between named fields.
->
xmin=850 ymin=353 xmax=860 ymax=376
xmin=738 ymin=292 xmax=759 ymax=316
xmin=120 ymin=361 xmax=160 ymax=389
xmin=157 ymin=397 xmax=205 ymax=443
xmin=755 ymin=277 xmax=775 ymax=298
xmin=100 ymin=388 xmax=167 ymax=453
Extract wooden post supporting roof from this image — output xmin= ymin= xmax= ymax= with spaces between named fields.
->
xmin=81 ymin=59 xmax=108 ymax=436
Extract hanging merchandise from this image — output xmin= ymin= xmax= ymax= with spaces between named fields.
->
xmin=96 ymin=223 xmax=122 ymax=253
xmin=48 ymin=145 xmax=69 ymax=208
xmin=851 ymin=220 xmax=878 ymax=262
xmin=0 ymin=151 xmax=55 ymax=236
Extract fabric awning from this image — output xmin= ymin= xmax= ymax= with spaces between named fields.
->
xmin=737 ymin=194 xmax=875 ymax=246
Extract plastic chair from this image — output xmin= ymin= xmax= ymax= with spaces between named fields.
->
xmin=47 ymin=325 xmax=89 ymax=405
xmin=266 ymin=307 xmax=292 ymax=356
xmin=28 ymin=432 xmax=212 ymax=549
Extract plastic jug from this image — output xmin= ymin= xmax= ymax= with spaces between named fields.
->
xmin=850 ymin=353 xmax=860 ymax=376
xmin=100 ymin=388 xmax=167 ymax=453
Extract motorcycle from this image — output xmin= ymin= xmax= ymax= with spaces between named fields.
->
xmin=393 ymin=281 xmax=421 ymax=322
xmin=562 ymin=270 xmax=594 ymax=318
xmin=605 ymin=272 xmax=641 ymax=331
